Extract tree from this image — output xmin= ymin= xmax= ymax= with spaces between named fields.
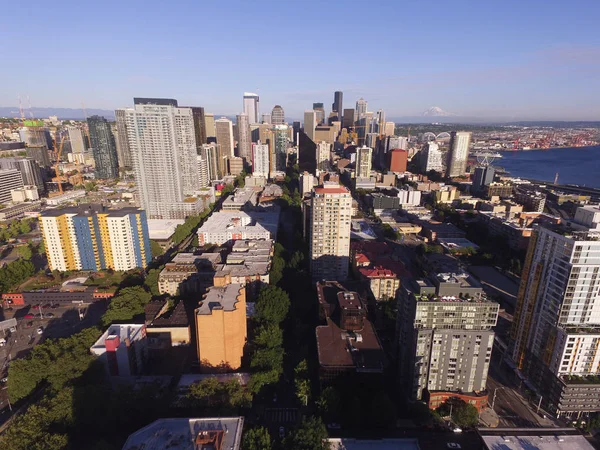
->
xmin=0 ymin=259 xmax=35 ymax=292
xmin=286 ymin=416 xmax=328 ymax=450
xmin=255 ymin=285 xmax=290 ymax=324
xmin=250 ymin=347 xmax=284 ymax=372
xmin=149 ymin=240 xmax=164 ymax=257
xmin=144 ymin=268 xmax=161 ymax=296
xmin=253 ymin=324 xmax=283 ymax=349
xmin=294 ymin=359 xmax=311 ymax=406
xmin=16 ymin=244 xmax=33 ymax=260
xmin=317 ymin=386 xmax=341 ymax=422
xmin=243 ymin=426 xmax=272 ymax=450
xmin=101 ymin=286 xmax=152 ymax=326
xmin=437 ymin=397 xmax=479 ymax=428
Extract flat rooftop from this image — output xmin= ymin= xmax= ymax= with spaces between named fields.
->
xmin=122 ymin=417 xmax=244 ymax=450
xmin=327 ymin=438 xmax=420 ymax=450
xmin=147 ymin=219 xmax=185 ymax=240
xmin=196 ymin=284 xmax=243 ymax=315
xmin=198 ymin=211 xmax=279 ymax=236
xmin=91 ymin=324 xmax=145 ymax=352
xmin=479 ymin=429 xmax=594 ymax=450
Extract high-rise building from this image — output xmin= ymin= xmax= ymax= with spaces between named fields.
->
xmin=243 ymin=92 xmax=260 ymax=124
xmin=271 ymin=105 xmax=285 ymax=125
xmin=125 ymin=100 xmax=203 ymax=219
xmin=215 ymin=117 xmax=235 ymax=159
xmin=316 ymin=141 xmax=330 ymax=174
xmin=420 ymin=142 xmax=443 ymax=173
xmin=67 ymin=126 xmax=88 ymax=158
xmin=355 ymin=98 xmax=367 ymax=120
xmin=309 ymin=183 xmax=352 ymax=281
xmin=332 ymin=91 xmax=343 ymax=115
xmin=446 ymin=131 xmax=471 ymax=178
xmin=472 ymin=166 xmax=495 ymax=192
xmin=342 ymin=109 xmax=355 ymax=129
xmin=252 ymin=142 xmax=270 ymax=178
xmin=114 ymin=109 xmax=132 ymax=168
xmin=227 ymin=156 xmax=244 ymax=176
xmin=190 ymin=106 xmax=207 ymax=147
xmin=200 ymin=143 xmax=221 ymax=181
xmin=375 ymin=110 xmax=386 ymax=133
xmin=313 ymin=103 xmax=325 ymax=125
xmin=300 ymin=171 xmax=316 ymax=196
xmin=195 ymin=284 xmax=247 ymax=370
xmin=236 ymin=113 xmax=251 ymax=161
xmin=304 ymin=110 xmax=316 ymax=142
xmin=0 ymin=158 xmax=43 ymax=192
xmin=87 ymin=115 xmax=119 ymax=179
xmin=397 ymin=275 xmax=498 ymax=402
xmin=270 ymin=125 xmax=289 ymax=174
xmin=356 ymin=146 xmax=373 ymax=178
xmin=384 ymin=121 xmax=395 ymax=136
xmin=204 ymin=113 xmax=216 ymax=139
xmin=389 ymin=149 xmax=408 ymax=173
xmin=511 ymin=207 xmax=600 ymax=417
xmin=0 ymin=169 xmax=24 ymax=203
xmin=261 ymin=113 xmax=272 ymax=124
xmin=19 ymin=126 xmax=51 ymax=148
xmin=40 ymin=205 xmax=151 ymax=272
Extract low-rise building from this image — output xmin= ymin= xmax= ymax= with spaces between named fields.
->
xmin=147 ymin=219 xmax=185 ymax=250
xmin=421 ymin=222 xmax=467 ymax=242
xmin=478 ymin=211 xmax=560 ymax=250
xmin=145 ymin=299 xmax=191 ymax=348
xmin=0 ymin=201 xmax=42 ymax=221
xmin=45 ymin=189 xmax=87 ymax=206
xmin=514 ymin=187 xmax=546 ymax=212
xmin=10 ymin=185 xmax=39 ymax=203
xmin=222 ymin=187 xmax=258 ymax=211
xmin=90 ymin=324 xmax=148 ymax=377
xmin=158 ymin=252 xmax=221 ymax=296
xmin=484 ymin=182 xmax=513 ymax=199
xmin=197 ymin=210 xmax=279 ymax=245
xmin=358 ymin=267 xmax=400 ymax=301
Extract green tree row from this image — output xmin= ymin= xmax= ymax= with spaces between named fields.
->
xmin=100 ymin=285 xmax=152 ymax=327
xmin=0 ymin=218 xmax=35 ymax=243
xmin=171 ymin=203 xmax=215 ymax=245
xmin=0 ymin=258 xmax=35 ymax=292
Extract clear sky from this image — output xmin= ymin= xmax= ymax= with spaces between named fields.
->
xmin=2 ymin=0 xmax=599 ymax=121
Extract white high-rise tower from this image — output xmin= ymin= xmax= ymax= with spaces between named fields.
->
xmin=243 ymin=92 xmax=260 ymax=124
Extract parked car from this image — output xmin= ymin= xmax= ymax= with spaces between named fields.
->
xmin=24 ymin=314 xmax=35 ymax=319
xmin=42 ymin=303 xmax=52 ymax=309
xmin=37 ymin=327 xmax=43 ymax=335
xmin=447 ymin=443 xmax=461 ymax=449
xmin=9 ymin=326 xmax=16 ymax=333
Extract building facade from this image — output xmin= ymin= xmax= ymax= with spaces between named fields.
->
xmin=215 ymin=118 xmax=235 ymax=159
xmin=420 ymin=142 xmax=443 ymax=173
xmin=252 ymin=142 xmax=270 ymax=178
xmin=88 ymin=115 xmax=119 ymax=179
xmin=114 ymin=109 xmax=132 ymax=168
xmin=0 ymin=169 xmax=24 ymax=204
xmin=389 ymin=149 xmax=408 ymax=173
xmin=271 ymin=105 xmax=285 ymax=125
xmin=356 ymin=146 xmax=373 ymax=178
xmin=332 ymin=91 xmax=343 ymax=115
xmin=446 ymin=131 xmax=472 ymax=178
xmin=236 ymin=113 xmax=251 ymax=161
xmin=243 ymin=92 xmax=260 ymax=124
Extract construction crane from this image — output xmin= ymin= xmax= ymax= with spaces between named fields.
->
xmin=52 ymin=135 xmax=68 ymax=194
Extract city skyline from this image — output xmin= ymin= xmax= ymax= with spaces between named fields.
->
xmin=1 ymin=1 xmax=599 ymax=121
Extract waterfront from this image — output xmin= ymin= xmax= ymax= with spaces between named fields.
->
xmin=495 ymin=146 xmax=600 ymax=188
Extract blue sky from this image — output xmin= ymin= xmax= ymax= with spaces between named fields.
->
xmin=2 ymin=0 xmax=599 ymax=120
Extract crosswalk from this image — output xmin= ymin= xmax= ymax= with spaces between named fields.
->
xmin=264 ymin=408 xmax=298 ymax=424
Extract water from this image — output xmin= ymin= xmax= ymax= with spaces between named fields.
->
xmin=495 ymin=146 xmax=600 ymax=188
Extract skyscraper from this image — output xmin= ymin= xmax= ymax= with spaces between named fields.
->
xmin=510 ymin=207 xmax=600 ymax=417
xmin=236 ymin=113 xmax=251 ymax=161
xmin=313 ymin=103 xmax=325 ymax=125
xmin=309 ymin=183 xmax=352 ymax=281
xmin=204 ymin=113 xmax=216 ymax=140
xmin=316 ymin=141 xmax=330 ymax=174
xmin=67 ymin=126 xmax=88 ymax=162
xmin=356 ymin=146 xmax=373 ymax=178
xmin=261 ymin=113 xmax=272 ymax=124
xmin=114 ymin=109 xmax=132 ymax=168
xmin=271 ymin=105 xmax=285 ymax=125
xmin=87 ymin=115 xmax=119 ymax=179
xmin=0 ymin=157 xmax=43 ymax=193
xmin=304 ymin=111 xmax=316 ymax=142
xmin=252 ymin=142 xmax=270 ymax=178
xmin=215 ymin=118 xmax=235 ymax=158
xmin=200 ymin=143 xmax=221 ymax=181
xmin=270 ymin=125 xmax=289 ymax=174
xmin=384 ymin=122 xmax=395 ymax=136
xmin=446 ymin=131 xmax=471 ymax=178
xmin=190 ymin=107 xmax=207 ymax=148
xmin=243 ymin=92 xmax=260 ymax=124
xmin=420 ymin=142 xmax=443 ymax=172
xmin=355 ymin=98 xmax=367 ymax=120
xmin=332 ymin=91 xmax=343 ymax=115
xmin=0 ymin=169 xmax=24 ymax=204
xmin=472 ymin=166 xmax=495 ymax=192
xmin=375 ymin=109 xmax=385 ymax=133
xmin=342 ymin=109 xmax=355 ymax=129
xmin=125 ymin=99 xmax=203 ymax=219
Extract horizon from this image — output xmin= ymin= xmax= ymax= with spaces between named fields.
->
xmin=1 ymin=0 xmax=599 ymax=121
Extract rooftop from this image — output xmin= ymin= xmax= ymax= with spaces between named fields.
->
xmin=91 ymin=324 xmax=145 ymax=352
xmin=327 ymin=438 xmax=420 ymax=450
xmin=147 ymin=219 xmax=185 ymax=240
xmin=196 ymin=284 xmax=244 ymax=315
xmin=198 ymin=211 xmax=279 ymax=238
xmin=479 ymin=428 xmax=594 ymax=450
xmin=41 ymin=204 xmax=143 ymax=218
xmin=122 ymin=417 xmax=244 ymax=450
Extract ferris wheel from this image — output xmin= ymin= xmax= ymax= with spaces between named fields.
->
xmin=475 ymin=151 xmax=497 ymax=167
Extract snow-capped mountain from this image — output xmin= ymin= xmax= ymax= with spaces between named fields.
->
xmin=422 ymin=106 xmax=454 ymax=117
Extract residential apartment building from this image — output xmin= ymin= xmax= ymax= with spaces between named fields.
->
xmin=252 ymin=142 xmax=270 ymax=178
xmin=40 ymin=205 xmax=151 ymax=271
xmin=114 ymin=109 xmax=132 ymax=168
xmin=309 ymin=183 xmax=352 ymax=281
xmin=446 ymin=131 xmax=471 ymax=178
xmin=316 ymin=141 xmax=331 ymax=174
xmin=88 ymin=115 xmax=119 ymax=179
xmin=90 ymin=324 xmax=148 ymax=377
xmin=420 ymin=142 xmax=443 ymax=173
xmin=197 ymin=210 xmax=280 ymax=245
xmin=0 ymin=169 xmax=24 ymax=203
xmin=236 ymin=113 xmax=251 ymax=160
xmin=356 ymin=146 xmax=372 ymax=178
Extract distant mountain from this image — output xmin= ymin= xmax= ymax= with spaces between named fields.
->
xmin=0 ymin=106 xmax=115 ymax=120
xmin=422 ymin=106 xmax=455 ymax=117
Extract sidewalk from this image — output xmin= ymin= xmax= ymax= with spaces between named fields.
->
xmin=480 ymin=407 xmax=499 ymax=427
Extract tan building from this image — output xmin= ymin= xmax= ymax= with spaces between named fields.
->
xmin=356 ymin=146 xmax=372 ymax=178
xmin=359 ymin=267 xmax=401 ymax=301
xmin=228 ymin=156 xmax=244 ymax=176
xmin=195 ymin=284 xmax=247 ymax=371
xmin=313 ymin=125 xmax=336 ymax=144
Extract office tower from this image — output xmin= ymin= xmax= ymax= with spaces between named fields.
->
xmin=355 ymin=98 xmax=367 ymax=120
xmin=204 ymin=113 xmax=216 ymax=139
xmin=215 ymin=118 xmax=235 ymax=158
xmin=300 ymin=171 xmax=316 ymax=196
xmin=356 ymin=117 xmax=368 ymax=146
xmin=366 ymin=133 xmax=378 ymax=150
xmin=261 ymin=113 xmax=272 ymax=124
xmin=197 ymin=154 xmax=209 ymax=188
xmin=0 ymin=169 xmax=24 ymax=203
xmin=236 ymin=113 xmax=251 ymax=161
xmin=420 ymin=142 xmax=443 ymax=172
xmin=200 ymin=143 xmax=221 ymax=181
xmin=19 ymin=126 xmax=51 ymax=148
xmin=125 ymin=100 xmax=203 ymax=219
xmin=332 ymin=91 xmax=343 ymax=115
xmin=304 ymin=110 xmax=316 ymax=142
xmin=356 ymin=146 xmax=373 ymax=178
xmin=0 ymin=158 xmax=43 ymax=192
xmin=87 ymin=115 xmax=119 ymax=179
xmin=316 ymin=141 xmax=330 ymax=173
xmin=309 ymin=183 xmax=352 ymax=281
xmin=446 ymin=131 xmax=472 ymax=178
xmin=243 ymin=92 xmax=260 ymax=124
xmin=227 ymin=156 xmax=243 ymax=176
xmin=26 ymin=146 xmax=51 ymax=167
xmin=384 ymin=122 xmax=395 ymax=136
xmin=375 ymin=110 xmax=386 ymax=133
xmin=114 ymin=109 xmax=132 ymax=168
xmin=190 ymin=107 xmax=207 ymax=147
xmin=397 ymin=276 xmax=498 ymax=402
xmin=270 ymin=125 xmax=289 ymax=173
xmin=195 ymin=284 xmax=247 ymax=370
xmin=271 ymin=105 xmax=285 ymax=125
xmin=511 ymin=207 xmax=600 ymax=417
xmin=472 ymin=166 xmax=495 ymax=192
xmin=40 ymin=205 xmax=151 ymax=272
xmin=313 ymin=103 xmax=325 ymax=125
xmin=67 ymin=127 xmax=88 ymax=160
xmin=342 ymin=109 xmax=355 ymax=129
xmin=389 ymin=149 xmax=408 ymax=173
xmin=252 ymin=142 xmax=270 ymax=178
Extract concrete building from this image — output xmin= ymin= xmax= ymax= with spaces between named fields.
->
xmin=261 ymin=113 xmax=271 ymax=124
xmin=300 ymin=171 xmax=317 ymax=196
xmin=215 ymin=118 xmax=234 ymax=159
xmin=0 ymin=157 xmax=44 ymax=192
xmin=384 ymin=121 xmax=396 ymax=136
xmin=420 ymin=142 xmax=443 ymax=172
xmin=243 ymin=92 xmax=260 ymax=124
xmin=195 ymin=284 xmax=247 ymax=370
xmin=359 ymin=267 xmax=400 ymax=301
xmin=200 ymin=143 xmax=221 ymax=182
xmin=304 ymin=110 xmax=316 ymax=142
xmin=204 ymin=113 xmax=216 ymax=139
xmin=90 ymin=324 xmax=147 ymax=376
xmin=235 ymin=113 xmax=251 ymax=161
xmin=332 ymin=91 xmax=343 ymax=116
xmin=309 ymin=183 xmax=352 ymax=281
xmin=40 ymin=205 xmax=151 ymax=272
xmin=514 ymin=187 xmax=546 ymax=212
xmin=158 ymin=252 xmax=221 ymax=296
xmin=88 ymin=115 xmax=119 ymax=179
xmin=397 ymin=274 xmax=498 ymax=402
xmin=355 ymin=146 xmax=372 ymax=178
xmin=227 ymin=156 xmax=244 ymax=176
xmin=67 ymin=126 xmax=88 ymax=156
xmin=271 ymin=105 xmax=285 ymax=125
xmin=252 ymin=142 xmax=270 ymax=178
xmin=314 ymin=125 xmax=336 ymax=144
xmin=389 ymin=149 xmax=408 ymax=173
xmin=147 ymin=219 xmax=185 ymax=250
xmin=0 ymin=169 xmax=24 ymax=204
xmin=316 ymin=141 xmax=330 ymax=173
xmin=511 ymin=206 xmax=600 ymax=418
xmin=222 ymin=187 xmax=257 ymax=211
xmin=313 ymin=102 xmax=325 ymax=125
xmin=472 ymin=166 xmax=495 ymax=192
xmin=446 ymin=131 xmax=472 ymax=178
xmin=10 ymin=186 xmax=39 ymax=203
xmin=270 ymin=125 xmax=289 ymax=173
xmin=190 ymin=106 xmax=207 ymax=147
xmin=342 ymin=108 xmax=355 ymax=129
xmin=0 ymin=201 xmax=41 ymax=221
xmin=355 ymin=98 xmax=367 ymax=120
xmin=114 ymin=109 xmax=132 ymax=168
xmin=198 ymin=210 xmax=280 ymax=245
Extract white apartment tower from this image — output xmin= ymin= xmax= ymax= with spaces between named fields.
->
xmin=356 ymin=146 xmax=373 ymax=178
xmin=252 ymin=142 xmax=270 ymax=178
xmin=304 ymin=110 xmax=316 ymax=142
xmin=316 ymin=141 xmax=331 ymax=174
xmin=309 ymin=183 xmax=352 ymax=281
xmin=215 ymin=118 xmax=235 ymax=159
xmin=446 ymin=131 xmax=471 ymax=178
xmin=243 ymin=92 xmax=260 ymax=124
xmin=420 ymin=142 xmax=443 ymax=173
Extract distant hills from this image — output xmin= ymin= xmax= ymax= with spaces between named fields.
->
xmin=0 ymin=106 xmax=115 ymax=120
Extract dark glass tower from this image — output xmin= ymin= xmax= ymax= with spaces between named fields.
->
xmin=88 ymin=115 xmax=119 ymax=179
xmin=332 ymin=91 xmax=343 ymax=114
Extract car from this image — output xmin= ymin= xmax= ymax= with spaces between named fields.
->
xmin=9 ymin=327 xmax=16 ymax=333
xmin=452 ymin=427 xmax=463 ymax=433
xmin=278 ymin=426 xmax=285 ymax=439
xmin=37 ymin=327 xmax=43 ymax=335
xmin=0 ymin=338 xmax=6 ymax=347
xmin=45 ymin=313 xmax=55 ymax=318
xmin=447 ymin=444 xmax=461 ymax=449
xmin=24 ymin=314 xmax=35 ymax=319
